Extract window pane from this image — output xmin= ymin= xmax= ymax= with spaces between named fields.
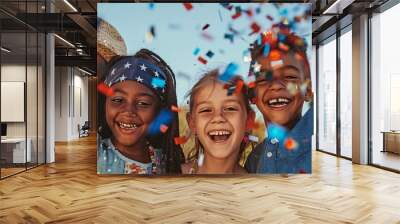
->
xmin=318 ymin=38 xmax=337 ymax=154
xmin=340 ymin=29 xmax=352 ymax=158
xmin=371 ymin=3 xmax=400 ymax=171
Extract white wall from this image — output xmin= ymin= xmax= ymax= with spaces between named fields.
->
xmin=54 ymin=67 xmax=89 ymax=141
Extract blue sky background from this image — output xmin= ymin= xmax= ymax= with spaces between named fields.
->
xmin=98 ymin=3 xmax=311 ymax=105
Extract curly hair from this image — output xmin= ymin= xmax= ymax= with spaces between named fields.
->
xmin=98 ymin=49 xmax=184 ymax=174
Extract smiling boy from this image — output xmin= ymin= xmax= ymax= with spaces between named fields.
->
xmin=245 ymin=23 xmax=313 ymax=174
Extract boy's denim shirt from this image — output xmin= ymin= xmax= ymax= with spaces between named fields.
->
xmin=245 ymin=107 xmax=313 ymax=174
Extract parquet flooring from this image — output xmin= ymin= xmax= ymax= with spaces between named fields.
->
xmin=1 ymin=135 xmax=400 ymax=223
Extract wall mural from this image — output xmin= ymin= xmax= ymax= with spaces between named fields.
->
xmin=97 ymin=3 xmax=313 ymax=175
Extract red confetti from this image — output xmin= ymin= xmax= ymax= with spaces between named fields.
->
xmin=202 ymin=24 xmax=210 ymax=30
xmin=249 ymin=22 xmax=261 ymax=35
xmin=246 ymin=110 xmax=256 ymax=130
xmin=248 ymin=81 xmax=256 ymax=89
xmin=171 ymin=105 xmax=181 ymax=112
xmin=299 ymin=169 xmax=306 ymax=174
xmin=234 ymin=79 xmax=244 ymax=94
xmin=231 ymin=11 xmax=241 ymax=19
xmin=174 ymin=136 xmax=188 ymax=145
xmin=284 ymin=137 xmax=298 ymax=151
xmin=160 ymin=124 xmax=169 ymax=133
xmin=198 ymin=56 xmax=208 ymax=64
xmin=183 ymin=3 xmax=193 ymax=10
xmin=97 ymin=83 xmax=114 ymax=96
xmin=278 ymin=43 xmax=289 ymax=51
xmin=245 ymin=9 xmax=253 ymax=17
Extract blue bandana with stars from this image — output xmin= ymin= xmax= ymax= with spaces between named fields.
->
xmin=104 ymin=57 xmax=168 ymax=101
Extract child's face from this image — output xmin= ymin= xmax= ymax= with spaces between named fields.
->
xmin=106 ymin=81 xmax=160 ymax=149
xmin=254 ymin=51 xmax=309 ymax=129
xmin=188 ymin=81 xmax=248 ymax=160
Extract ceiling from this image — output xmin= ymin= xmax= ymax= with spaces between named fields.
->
xmin=0 ymin=0 xmax=392 ymax=75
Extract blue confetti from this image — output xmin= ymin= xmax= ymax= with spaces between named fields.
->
xmin=279 ymin=8 xmax=288 ymax=17
xmin=266 ymin=123 xmax=287 ymax=143
xmin=219 ymin=63 xmax=239 ymax=83
xmin=206 ymin=50 xmax=214 ymax=58
xmin=148 ymin=109 xmax=173 ymax=135
xmin=148 ymin=3 xmax=155 ymax=10
xmin=278 ymin=33 xmax=286 ymax=42
xmin=257 ymin=35 xmax=262 ymax=45
xmin=151 ymin=77 xmax=166 ymax=88
xmin=263 ymin=43 xmax=270 ymax=56
xmin=224 ymin=33 xmax=234 ymax=43
xmin=193 ymin=47 xmax=200 ymax=56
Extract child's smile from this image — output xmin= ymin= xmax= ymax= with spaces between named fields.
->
xmin=106 ymin=81 xmax=159 ymax=155
xmin=255 ymin=52 xmax=309 ymax=129
xmin=208 ymin=129 xmax=232 ymax=143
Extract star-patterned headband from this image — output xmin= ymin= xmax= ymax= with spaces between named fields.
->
xmin=104 ymin=57 xmax=168 ymax=101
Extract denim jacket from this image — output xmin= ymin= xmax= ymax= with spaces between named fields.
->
xmin=245 ymin=108 xmax=313 ymax=174
xmin=97 ymin=138 xmax=165 ymax=175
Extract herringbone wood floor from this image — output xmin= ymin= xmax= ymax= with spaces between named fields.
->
xmin=1 ymin=135 xmax=400 ymax=224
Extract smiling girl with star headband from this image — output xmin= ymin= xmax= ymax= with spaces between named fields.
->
xmin=97 ymin=49 xmax=184 ymax=175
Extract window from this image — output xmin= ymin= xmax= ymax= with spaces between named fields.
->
xmin=317 ymin=37 xmax=337 ymax=154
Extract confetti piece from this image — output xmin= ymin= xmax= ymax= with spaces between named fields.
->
xmin=234 ymin=80 xmax=244 ymax=94
xmin=299 ymin=169 xmax=306 ymax=174
xmin=219 ymin=3 xmax=233 ymax=10
xmin=201 ymin=32 xmax=214 ymax=41
xmin=266 ymin=15 xmax=274 ymax=21
xmin=271 ymin=60 xmax=283 ymax=68
xmin=174 ymin=136 xmax=188 ymax=145
xmin=284 ymin=137 xmax=298 ymax=151
xmin=300 ymin=81 xmax=309 ymax=96
xmin=246 ymin=110 xmax=256 ymax=129
xmin=224 ymin=33 xmax=234 ymax=43
xmin=248 ymin=135 xmax=259 ymax=143
xmin=249 ymin=22 xmax=261 ymax=35
xmin=148 ymin=109 xmax=173 ymax=135
xmin=287 ymin=82 xmax=299 ymax=95
xmin=269 ymin=50 xmax=281 ymax=61
xmin=97 ymin=83 xmax=114 ymax=96
xmin=151 ymin=77 xmax=166 ymax=88
xmin=160 ymin=124 xmax=169 ymax=133
xmin=255 ymin=7 xmax=261 ymax=14
xmin=171 ymin=105 xmax=182 ymax=112
xmin=183 ymin=3 xmax=193 ymax=11
xmin=252 ymin=61 xmax=261 ymax=73
xmin=244 ymin=9 xmax=253 ymax=17
xmin=205 ymin=50 xmax=214 ymax=58
xmin=193 ymin=47 xmax=200 ymax=56
xmin=219 ymin=62 xmax=239 ymax=82
xmin=266 ymin=123 xmax=287 ymax=143
xmin=148 ymin=3 xmax=155 ymax=10
xmin=243 ymin=55 xmax=252 ymax=62
xmin=150 ymin=25 xmax=156 ymax=37
xmin=278 ymin=42 xmax=289 ymax=51
xmin=263 ymin=43 xmax=270 ymax=56
xmin=198 ymin=56 xmax=207 ymax=64
xmin=202 ymin=24 xmax=210 ymax=30
xmin=145 ymin=32 xmax=153 ymax=43
xmin=231 ymin=11 xmax=241 ymax=19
